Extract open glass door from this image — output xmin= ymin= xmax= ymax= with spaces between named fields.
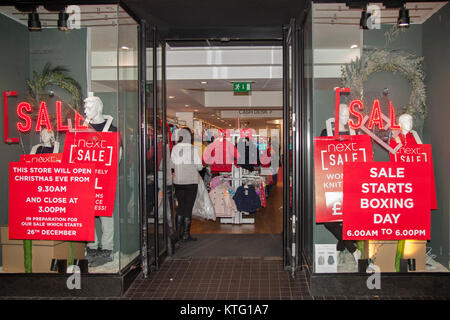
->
xmin=140 ymin=23 xmax=168 ymax=276
xmin=283 ymin=19 xmax=296 ymax=277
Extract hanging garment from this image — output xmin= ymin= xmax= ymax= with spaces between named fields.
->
xmin=258 ymin=183 xmax=267 ymax=208
xmin=235 ymin=137 xmax=259 ymax=171
xmin=209 ymin=175 xmax=225 ymax=190
xmin=209 ymin=182 xmax=237 ymax=217
xmin=203 ymin=138 xmax=240 ymax=173
xmin=233 ymin=184 xmax=261 ymax=213
xmin=192 ymin=175 xmax=216 ymax=221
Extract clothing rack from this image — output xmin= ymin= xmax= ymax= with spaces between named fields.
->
xmin=219 ymin=166 xmax=263 ymax=225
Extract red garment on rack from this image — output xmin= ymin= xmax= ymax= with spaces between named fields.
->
xmin=203 ymin=139 xmax=240 ymax=172
xmin=260 ymin=183 xmax=267 ymax=207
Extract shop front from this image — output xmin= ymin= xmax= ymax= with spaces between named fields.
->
xmin=304 ymin=1 xmax=450 ymax=296
xmin=0 ymin=0 xmax=449 ymax=299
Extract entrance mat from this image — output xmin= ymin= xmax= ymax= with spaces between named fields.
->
xmin=170 ymin=233 xmax=282 ymax=259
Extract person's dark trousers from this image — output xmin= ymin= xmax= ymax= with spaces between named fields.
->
xmin=174 ymin=184 xmax=198 ymax=241
xmin=272 ymin=173 xmax=278 ymax=187
xmin=323 ymin=222 xmax=357 ymax=253
xmin=166 ymin=185 xmax=177 ymax=254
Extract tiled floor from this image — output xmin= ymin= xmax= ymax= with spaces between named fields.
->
xmin=123 ymin=257 xmax=311 ymax=300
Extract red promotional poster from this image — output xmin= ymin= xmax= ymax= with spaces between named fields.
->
xmin=20 ymin=153 xmax=63 ymax=163
xmin=62 ymin=131 xmax=121 ymax=217
xmin=342 ymin=162 xmax=431 ymax=240
xmin=390 ymin=144 xmax=437 ymax=210
xmin=9 ymin=162 xmax=96 ymax=241
xmin=314 ymin=135 xmax=373 ymax=223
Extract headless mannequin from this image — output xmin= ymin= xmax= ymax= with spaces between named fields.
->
xmin=30 ymin=129 xmax=59 ymax=155
xmin=321 ymin=104 xmax=361 ymax=263
xmin=83 ymin=94 xmax=119 ymax=267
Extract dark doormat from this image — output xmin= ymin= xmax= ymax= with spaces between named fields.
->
xmin=170 ymin=233 xmax=282 ymax=258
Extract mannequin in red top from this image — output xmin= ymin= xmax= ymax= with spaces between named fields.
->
xmin=389 ymin=113 xmax=421 ymax=149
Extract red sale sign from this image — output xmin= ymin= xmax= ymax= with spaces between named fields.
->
xmin=342 ymin=162 xmax=431 ymax=240
xmin=314 ymin=135 xmax=373 ymax=223
xmin=9 ymin=163 xmax=96 ymax=241
xmin=62 ymin=132 xmax=120 ymax=217
xmin=20 ymin=153 xmax=63 ymax=163
xmin=390 ymin=144 xmax=437 ymax=210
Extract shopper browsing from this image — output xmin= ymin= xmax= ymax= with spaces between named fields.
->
xmin=170 ymin=127 xmax=203 ymax=242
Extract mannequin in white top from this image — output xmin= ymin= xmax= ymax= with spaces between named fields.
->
xmin=30 ymin=128 xmax=59 ymax=154
xmin=325 ymin=104 xmax=355 ymax=136
xmin=83 ymin=94 xmax=116 ymax=267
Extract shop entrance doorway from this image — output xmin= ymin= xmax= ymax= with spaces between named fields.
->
xmin=163 ymin=42 xmax=285 ymax=260
xmin=141 ymin=20 xmax=302 ymax=278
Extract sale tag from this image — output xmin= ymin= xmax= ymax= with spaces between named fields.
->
xmin=20 ymin=153 xmax=63 ymax=163
xmin=313 ymin=135 xmax=373 ymax=223
xmin=62 ymin=131 xmax=120 ymax=217
xmin=342 ymin=162 xmax=431 ymax=240
xmin=390 ymin=144 xmax=437 ymax=210
xmin=9 ymin=162 xmax=95 ymax=241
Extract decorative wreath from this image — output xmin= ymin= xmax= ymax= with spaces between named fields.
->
xmin=340 ymin=48 xmax=427 ymax=129
xmin=26 ymin=62 xmax=83 ymax=120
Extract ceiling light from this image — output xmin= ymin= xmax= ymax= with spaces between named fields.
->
xmin=200 ymin=81 xmax=208 ymax=84
xmin=28 ymin=8 xmax=42 ymax=31
xmin=397 ymin=7 xmax=410 ymax=28
xmin=360 ymin=9 xmax=371 ymax=30
xmin=350 ymin=44 xmax=358 ymax=49
xmin=184 ymin=104 xmax=189 ymax=107
xmin=168 ymin=96 xmax=175 ymax=99
xmin=121 ymin=46 xmax=130 ymax=50
xmin=57 ymin=10 xmax=69 ymax=31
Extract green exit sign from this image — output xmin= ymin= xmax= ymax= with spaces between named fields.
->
xmin=233 ymin=82 xmax=252 ymax=92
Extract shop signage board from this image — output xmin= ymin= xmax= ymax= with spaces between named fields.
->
xmin=62 ymin=131 xmax=121 ymax=217
xmin=313 ymin=134 xmax=373 ymax=223
xmin=342 ymin=162 xmax=431 ymax=240
xmin=8 ymin=162 xmax=96 ymax=241
xmin=221 ymin=110 xmax=282 ymax=119
xmin=390 ymin=144 xmax=437 ymax=210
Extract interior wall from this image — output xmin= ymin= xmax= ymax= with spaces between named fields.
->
xmin=0 ymin=13 xmax=30 ymax=266
xmin=362 ymin=24 xmax=423 ymax=161
xmin=422 ymin=2 xmax=450 ymax=266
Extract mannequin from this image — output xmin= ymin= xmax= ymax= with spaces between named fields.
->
xmin=83 ymin=94 xmax=119 ymax=268
xmin=324 ymin=104 xmax=356 ymax=137
xmin=30 ymin=128 xmax=59 ymax=155
xmin=320 ymin=104 xmax=361 ymax=265
xmin=390 ymin=113 xmax=422 ymax=148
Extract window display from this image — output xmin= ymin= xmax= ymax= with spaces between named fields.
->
xmin=311 ymin=1 xmax=449 ymax=274
xmin=0 ymin=4 xmax=139 ymax=275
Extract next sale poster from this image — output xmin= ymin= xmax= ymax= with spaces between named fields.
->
xmin=313 ymin=134 xmax=373 ymax=223
xmin=390 ymin=144 xmax=437 ymax=210
xmin=62 ymin=131 xmax=121 ymax=217
xmin=342 ymin=162 xmax=431 ymax=240
xmin=9 ymin=162 xmax=96 ymax=241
